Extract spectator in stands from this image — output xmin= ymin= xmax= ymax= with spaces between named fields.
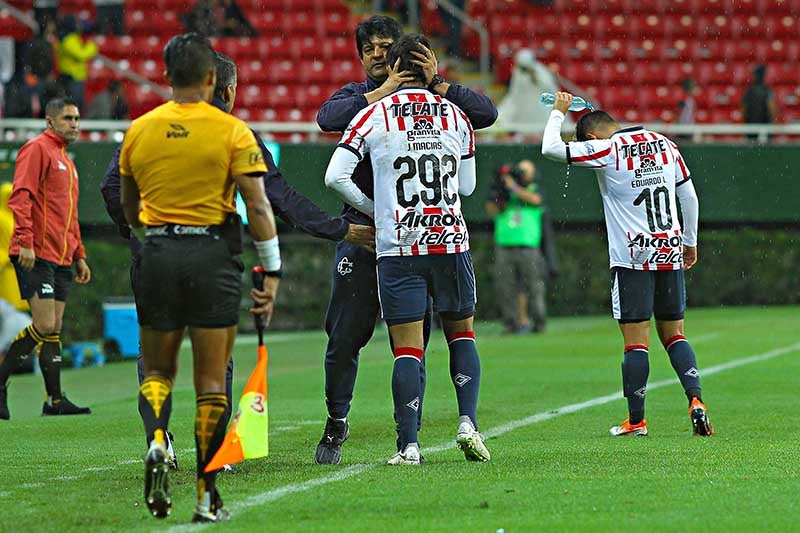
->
xmin=56 ymin=16 xmax=98 ymax=110
xmin=87 ymin=79 xmax=129 ymax=119
xmin=218 ymin=0 xmax=256 ymax=37
xmin=94 ymin=0 xmax=125 ymax=36
xmin=742 ymin=64 xmax=776 ymax=139
xmin=486 ymin=160 xmax=553 ymax=334
xmin=496 ymin=48 xmax=566 ymax=134
xmin=677 ymin=78 xmax=696 ymax=125
xmin=2 ymin=74 xmax=33 ymax=118
xmin=437 ymin=0 xmax=465 ymax=59
xmin=33 ymin=0 xmax=59 ymax=34
xmin=27 ymin=20 xmax=60 ymax=117
xmin=183 ymin=0 xmax=217 ymax=37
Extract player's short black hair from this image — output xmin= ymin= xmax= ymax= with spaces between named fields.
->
xmin=45 ymin=97 xmax=79 ymax=118
xmin=213 ymin=52 xmax=237 ymax=100
xmin=575 ymin=110 xmax=617 ymax=142
xmin=355 ymin=15 xmax=402 ymax=58
xmin=163 ymin=32 xmax=215 ymax=88
xmin=387 ymin=34 xmax=431 ymax=84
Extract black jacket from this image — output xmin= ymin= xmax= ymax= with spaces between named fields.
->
xmin=100 ymin=97 xmax=349 ymax=254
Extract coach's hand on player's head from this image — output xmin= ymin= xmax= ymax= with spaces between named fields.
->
xmin=554 ymin=92 xmax=574 ymax=114
xmin=410 ymin=44 xmax=438 ymax=86
xmin=250 ymin=277 xmax=279 ymax=326
xmin=382 ymin=59 xmax=416 ymax=94
xmin=74 ymin=258 xmax=91 ymax=284
xmin=345 ymin=224 xmax=376 ymax=252
xmin=683 ymin=245 xmax=697 ymax=270
xmin=18 ymin=247 xmax=36 ymax=271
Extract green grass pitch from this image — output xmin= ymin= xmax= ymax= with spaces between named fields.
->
xmin=1 ymin=306 xmax=798 ymax=532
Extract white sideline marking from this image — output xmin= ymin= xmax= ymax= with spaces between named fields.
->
xmin=165 ymin=341 xmax=800 ymax=531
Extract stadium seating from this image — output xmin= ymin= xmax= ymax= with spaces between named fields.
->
xmin=445 ymin=0 xmax=800 ymax=123
xmin=2 ymin=0 xmax=798 ymax=125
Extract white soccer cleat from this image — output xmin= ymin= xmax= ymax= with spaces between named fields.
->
xmin=386 ymin=443 xmax=421 ymax=465
xmin=456 ymin=416 xmax=491 ymax=462
xmin=609 ymin=418 xmax=648 ymax=436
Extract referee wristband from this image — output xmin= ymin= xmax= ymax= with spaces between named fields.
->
xmin=254 ymin=236 xmax=282 ymax=272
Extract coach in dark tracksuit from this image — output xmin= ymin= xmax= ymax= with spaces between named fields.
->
xmin=102 ymin=56 xmax=373 ymax=465
xmin=314 ymin=16 xmax=497 ymax=464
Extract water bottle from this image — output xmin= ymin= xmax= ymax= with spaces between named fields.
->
xmin=540 ymin=92 xmax=593 ymax=111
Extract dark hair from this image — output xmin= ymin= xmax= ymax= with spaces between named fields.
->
xmin=213 ymin=52 xmax=237 ymax=99
xmin=45 ymin=97 xmax=79 ymax=118
xmin=386 ymin=34 xmax=431 ymax=84
xmin=575 ymin=110 xmax=616 ymax=141
xmin=680 ymin=78 xmax=694 ymax=92
xmin=108 ymin=79 xmax=122 ymax=92
xmin=162 ymin=33 xmax=215 ymax=88
xmin=355 ymin=15 xmax=402 ymax=58
xmin=753 ymin=64 xmax=766 ymax=84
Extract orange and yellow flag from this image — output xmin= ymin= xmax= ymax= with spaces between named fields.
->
xmin=205 ymin=344 xmax=269 ymax=472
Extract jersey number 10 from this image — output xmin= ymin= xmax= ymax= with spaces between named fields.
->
xmin=394 ymin=154 xmax=458 ymax=208
xmin=633 ymin=186 xmax=673 ymax=232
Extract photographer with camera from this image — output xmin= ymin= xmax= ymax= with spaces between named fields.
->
xmin=486 ymin=159 xmax=552 ymax=334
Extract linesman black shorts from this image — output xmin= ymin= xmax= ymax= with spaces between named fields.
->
xmin=134 ymin=234 xmax=244 ymax=330
xmin=11 ymin=256 xmax=73 ymax=302
xmin=377 ymin=251 xmax=476 ymax=325
xmin=611 ymin=267 xmax=686 ymax=323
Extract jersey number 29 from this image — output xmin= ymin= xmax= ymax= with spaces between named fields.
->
xmin=394 ymin=154 xmax=458 ymax=208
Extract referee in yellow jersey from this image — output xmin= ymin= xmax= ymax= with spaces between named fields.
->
xmin=119 ymin=33 xmax=281 ymax=523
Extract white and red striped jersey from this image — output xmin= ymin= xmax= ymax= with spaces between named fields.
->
xmin=324 ymin=87 xmax=477 ymax=258
xmin=542 ymin=110 xmax=699 ymax=271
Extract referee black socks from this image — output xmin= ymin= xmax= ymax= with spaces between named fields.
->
xmin=0 ymin=325 xmax=45 ymax=386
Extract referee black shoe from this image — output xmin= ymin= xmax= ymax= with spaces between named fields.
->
xmin=314 ymin=417 xmax=349 ymax=465
xmin=192 ymin=488 xmax=229 ymax=523
xmin=42 ymin=394 xmax=91 ymax=416
xmin=144 ymin=442 xmax=172 ymax=519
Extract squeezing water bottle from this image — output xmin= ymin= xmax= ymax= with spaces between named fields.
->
xmin=540 ymin=92 xmax=594 ymax=111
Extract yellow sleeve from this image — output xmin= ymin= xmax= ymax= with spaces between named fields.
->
xmin=230 ymin=121 xmax=267 ymax=176
xmin=119 ymin=127 xmax=135 ymax=177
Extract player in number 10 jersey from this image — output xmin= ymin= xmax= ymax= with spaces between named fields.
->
xmin=542 ymin=92 xmax=713 ymax=438
xmin=325 ymin=34 xmax=490 ymax=465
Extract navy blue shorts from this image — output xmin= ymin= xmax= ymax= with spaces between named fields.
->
xmin=377 ymin=251 xmax=476 ymax=325
xmin=611 ymin=267 xmax=686 ymax=323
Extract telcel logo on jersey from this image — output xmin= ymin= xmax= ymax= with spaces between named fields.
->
xmin=628 ymin=233 xmax=683 ymax=266
xmin=395 ymin=211 xmax=467 ymax=247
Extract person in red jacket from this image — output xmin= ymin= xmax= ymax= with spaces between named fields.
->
xmin=0 ymin=97 xmax=92 ymax=420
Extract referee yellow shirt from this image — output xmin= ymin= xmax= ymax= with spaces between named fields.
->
xmin=119 ymin=101 xmax=266 ymax=226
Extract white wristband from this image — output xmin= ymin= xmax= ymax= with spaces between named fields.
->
xmin=254 ymin=236 xmax=281 ymax=272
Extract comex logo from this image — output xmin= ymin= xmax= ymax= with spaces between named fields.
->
xmin=337 ymin=257 xmax=353 ymax=276
xmin=166 ymin=123 xmax=190 ymax=138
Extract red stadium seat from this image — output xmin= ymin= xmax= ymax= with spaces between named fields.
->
xmin=625 ymin=0 xmax=664 ymax=13
xmin=320 ymin=11 xmax=351 ymax=36
xmin=530 ymin=14 xmax=561 ymax=37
